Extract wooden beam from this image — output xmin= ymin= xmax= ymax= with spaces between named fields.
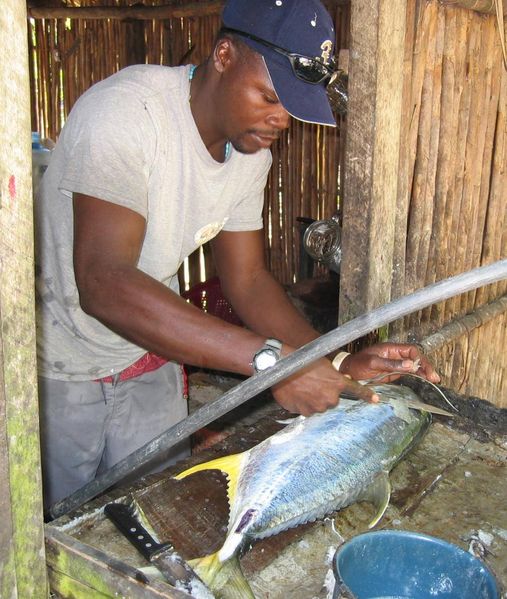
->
xmin=0 ymin=0 xmax=47 ymax=596
xmin=27 ymin=1 xmax=225 ymax=20
xmin=418 ymin=294 xmax=507 ymax=353
xmin=338 ymin=0 xmax=407 ymax=323
xmin=45 ymin=526 xmax=189 ymax=598
xmin=439 ymin=0 xmax=507 ymax=16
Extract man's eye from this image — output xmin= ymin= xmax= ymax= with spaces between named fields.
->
xmin=263 ymin=94 xmax=278 ymax=104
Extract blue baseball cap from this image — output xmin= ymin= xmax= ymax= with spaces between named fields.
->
xmin=222 ymin=0 xmax=337 ymax=127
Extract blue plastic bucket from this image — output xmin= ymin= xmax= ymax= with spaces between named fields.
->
xmin=333 ymin=530 xmax=500 ymax=599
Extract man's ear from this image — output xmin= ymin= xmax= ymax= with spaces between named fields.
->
xmin=212 ymin=37 xmax=236 ymax=74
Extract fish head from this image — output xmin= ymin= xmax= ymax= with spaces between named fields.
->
xmin=218 ymin=507 xmax=259 ymax=562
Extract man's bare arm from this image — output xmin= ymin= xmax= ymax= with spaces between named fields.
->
xmin=72 ymin=193 xmax=265 ymax=375
xmin=211 ymin=229 xmax=320 ymax=347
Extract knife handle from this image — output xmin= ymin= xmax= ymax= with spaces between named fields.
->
xmin=105 ymin=502 xmax=171 ymax=561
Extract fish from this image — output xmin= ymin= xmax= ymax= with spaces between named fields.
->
xmin=174 ymin=384 xmax=431 ymax=598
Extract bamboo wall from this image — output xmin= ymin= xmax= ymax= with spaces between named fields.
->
xmin=28 ymin=0 xmax=349 ymax=290
xmin=392 ymin=0 xmax=507 ymax=403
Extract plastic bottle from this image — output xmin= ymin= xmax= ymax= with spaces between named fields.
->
xmin=32 ymin=131 xmax=52 ymax=200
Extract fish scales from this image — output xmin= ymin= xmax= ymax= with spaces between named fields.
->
xmin=174 ymin=384 xmax=431 ymax=598
xmin=230 ymin=401 xmax=422 ymax=540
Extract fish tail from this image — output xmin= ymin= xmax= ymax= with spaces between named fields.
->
xmin=174 ymin=452 xmax=248 ymax=508
xmin=190 ymin=552 xmax=255 ymax=599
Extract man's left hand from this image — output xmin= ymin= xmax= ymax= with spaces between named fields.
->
xmin=338 ymin=342 xmax=440 ymax=384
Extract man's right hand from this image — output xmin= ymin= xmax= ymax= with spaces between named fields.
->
xmin=271 ymin=355 xmax=379 ymax=416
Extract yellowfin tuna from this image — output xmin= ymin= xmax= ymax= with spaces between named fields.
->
xmin=175 ymin=384 xmax=431 ymax=598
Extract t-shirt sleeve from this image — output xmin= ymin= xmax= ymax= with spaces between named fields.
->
xmin=58 ymin=86 xmax=155 ymax=218
xmin=222 ymin=150 xmax=273 ymax=232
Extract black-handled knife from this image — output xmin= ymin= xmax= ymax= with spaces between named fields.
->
xmin=105 ymin=502 xmax=214 ymax=598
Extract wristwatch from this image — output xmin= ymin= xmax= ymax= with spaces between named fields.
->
xmin=252 ymin=338 xmax=283 ymax=373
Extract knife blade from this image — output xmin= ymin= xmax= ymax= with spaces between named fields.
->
xmin=331 ymin=354 xmax=456 ymax=417
xmin=337 ymin=384 xmax=455 ymax=417
xmin=105 ymin=501 xmax=214 ymax=598
xmin=371 ymin=384 xmax=455 ymax=417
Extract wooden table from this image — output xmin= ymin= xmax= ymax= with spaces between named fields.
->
xmin=45 ymin=382 xmax=507 ymax=598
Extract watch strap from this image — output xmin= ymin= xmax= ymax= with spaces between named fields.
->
xmin=264 ymin=338 xmax=282 ymax=353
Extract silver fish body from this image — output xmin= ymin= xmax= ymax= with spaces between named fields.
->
xmin=222 ymin=389 xmax=429 ymax=559
xmin=175 ymin=384 xmax=430 ymax=596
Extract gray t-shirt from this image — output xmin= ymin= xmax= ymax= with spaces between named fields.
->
xmin=35 ymin=64 xmax=272 ymax=381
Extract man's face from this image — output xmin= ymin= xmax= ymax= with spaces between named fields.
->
xmin=215 ymin=43 xmax=291 ymax=154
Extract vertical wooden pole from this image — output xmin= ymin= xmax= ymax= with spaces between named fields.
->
xmin=338 ymin=0 xmax=407 ymax=323
xmin=0 ymin=1 xmax=48 ymax=597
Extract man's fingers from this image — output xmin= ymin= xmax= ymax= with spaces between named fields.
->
xmin=417 ymin=356 xmax=441 ymax=382
xmin=372 ymin=356 xmax=418 ymax=373
xmin=341 ymin=378 xmax=379 ymax=403
xmin=381 ymin=354 xmax=441 ymax=383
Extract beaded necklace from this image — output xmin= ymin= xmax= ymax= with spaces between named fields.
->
xmin=189 ymin=65 xmax=231 ymax=161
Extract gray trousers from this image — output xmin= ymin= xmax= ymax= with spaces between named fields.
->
xmin=38 ymin=362 xmax=189 ymax=509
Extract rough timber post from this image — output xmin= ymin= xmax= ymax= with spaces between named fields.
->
xmin=338 ymin=0 xmax=407 ymax=324
xmin=0 ymin=1 xmax=48 ymax=596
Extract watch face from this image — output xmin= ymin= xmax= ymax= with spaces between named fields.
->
xmin=254 ymin=348 xmax=278 ymax=371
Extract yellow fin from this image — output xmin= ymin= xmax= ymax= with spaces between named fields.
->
xmin=190 ymin=552 xmax=254 ymax=599
xmin=173 ymin=452 xmax=248 ymax=508
xmin=359 ymin=471 xmax=391 ymax=529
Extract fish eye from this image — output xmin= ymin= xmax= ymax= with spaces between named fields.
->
xmin=235 ymin=508 xmax=258 ymax=532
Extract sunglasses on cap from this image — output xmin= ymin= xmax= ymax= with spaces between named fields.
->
xmin=222 ymin=27 xmax=337 ymax=85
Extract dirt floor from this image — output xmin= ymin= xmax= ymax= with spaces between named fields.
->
xmin=49 ymin=372 xmax=507 ymax=598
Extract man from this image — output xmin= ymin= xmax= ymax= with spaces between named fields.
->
xmin=35 ymin=0 xmax=439 ymax=509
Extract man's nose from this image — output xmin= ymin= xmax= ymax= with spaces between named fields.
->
xmin=268 ymin=105 xmax=290 ymax=130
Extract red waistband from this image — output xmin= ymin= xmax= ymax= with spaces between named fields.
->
xmin=97 ymin=352 xmax=169 ymax=383
xmin=96 ymin=352 xmax=189 ymax=397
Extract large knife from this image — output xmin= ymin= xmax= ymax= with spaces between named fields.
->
xmin=331 ymin=355 xmax=456 ymax=417
xmin=337 ymin=387 xmax=455 ymax=416
xmin=105 ymin=501 xmax=214 ymax=598
xmin=367 ymin=383 xmax=456 ymax=417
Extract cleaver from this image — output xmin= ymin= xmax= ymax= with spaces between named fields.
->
xmin=105 ymin=501 xmax=214 ymax=598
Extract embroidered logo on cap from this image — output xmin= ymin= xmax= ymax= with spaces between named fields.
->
xmin=320 ymin=40 xmax=333 ymax=64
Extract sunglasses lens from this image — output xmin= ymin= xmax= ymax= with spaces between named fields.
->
xmin=326 ymin=71 xmax=348 ymax=115
xmin=293 ymin=56 xmax=333 ymax=84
